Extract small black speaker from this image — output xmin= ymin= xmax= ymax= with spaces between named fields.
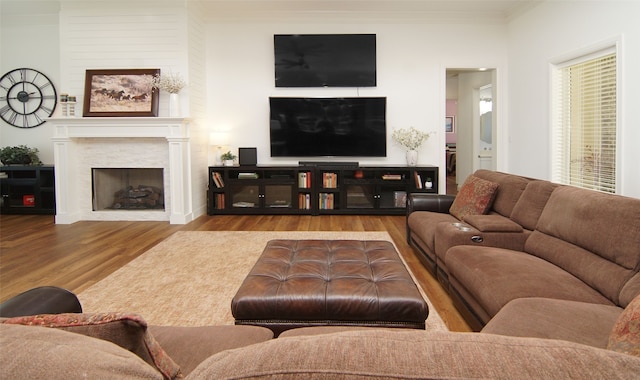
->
xmin=239 ymin=147 xmax=257 ymax=166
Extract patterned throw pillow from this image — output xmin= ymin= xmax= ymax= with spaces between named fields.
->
xmin=449 ymin=175 xmax=499 ymax=220
xmin=2 ymin=312 xmax=182 ymax=379
xmin=608 ymin=294 xmax=640 ymax=357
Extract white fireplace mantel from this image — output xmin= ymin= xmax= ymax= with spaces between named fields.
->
xmin=51 ymin=117 xmax=190 ymax=139
xmin=48 ymin=117 xmax=193 ymax=224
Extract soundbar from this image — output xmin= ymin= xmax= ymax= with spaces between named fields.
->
xmin=299 ymin=161 xmax=359 ymax=168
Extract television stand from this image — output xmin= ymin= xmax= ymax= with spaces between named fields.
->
xmin=207 ymin=165 xmax=438 ymax=216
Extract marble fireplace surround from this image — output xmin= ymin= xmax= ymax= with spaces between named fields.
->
xmin=49 ymin=117 xmax=192 ymax=224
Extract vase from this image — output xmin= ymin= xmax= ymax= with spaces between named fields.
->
xmin=406 ymin=150 xmax=418 ymax=166
xmin=169 ymin=93 xmax=181 ymax=117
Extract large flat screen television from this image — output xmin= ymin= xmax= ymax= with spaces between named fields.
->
xmin=274 ymin=34 xmax=376 ymax=87
xmin=269 ymin=97 xmax=386 ymax=157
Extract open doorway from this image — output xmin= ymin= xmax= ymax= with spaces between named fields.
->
xmin=445 ymin=68 xmax=496 ymax=194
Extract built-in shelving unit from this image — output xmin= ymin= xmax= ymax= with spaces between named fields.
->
xmin=207 ymin=165 xmax=438 ymax=216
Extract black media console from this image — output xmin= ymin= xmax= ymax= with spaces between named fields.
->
xmin=207 ymin=164 xmax=438 ymax=216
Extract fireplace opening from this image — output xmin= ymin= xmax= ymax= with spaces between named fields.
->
xmin=92 ymin=168 xmax=165 ymax=211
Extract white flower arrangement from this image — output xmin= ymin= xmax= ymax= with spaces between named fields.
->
xmin=151 ymin=71 xmax=186 ymax=94
xmin=392 ymin=127 xmax=433 ymax=150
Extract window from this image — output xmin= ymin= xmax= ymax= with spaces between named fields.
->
xmin=551 ymin=49 xmax=617 ymax=193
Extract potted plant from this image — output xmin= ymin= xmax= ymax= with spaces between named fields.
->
xmin=0 ymin=145 xmax=42 ymax=166
xmin=220 ymin=151 xmax=236 ymax=166
xmin=392 ymin=127 xmax=433 ymax=166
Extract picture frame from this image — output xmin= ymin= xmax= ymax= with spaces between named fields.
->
xmin=83 ymin=69 xmax=159 ymax=117
xmin=445 ymin=116 xmax=455 ymax=133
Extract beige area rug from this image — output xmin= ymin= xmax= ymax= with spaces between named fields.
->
xmin=79 ymin=231 xmax=447 ymax=331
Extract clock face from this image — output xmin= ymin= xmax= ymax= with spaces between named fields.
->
xmin=0 ymin=68 xmax=57 ymax=128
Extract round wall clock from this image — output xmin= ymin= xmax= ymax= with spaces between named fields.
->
xmin=0 ymin=68 xmax=57 ymax=128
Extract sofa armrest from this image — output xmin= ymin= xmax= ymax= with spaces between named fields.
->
xmin=406 ymin=193 xmax=457 ymax=245
xmin=406 ymin=193 xmax=456 ymax=215
xmin=464 ymin=215 xmax=523 ymax=233
xmin=0 ymin=286 xmax=82 ymax=318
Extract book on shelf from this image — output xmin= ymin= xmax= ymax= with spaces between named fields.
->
xmin=215 ymin=193 xmax=225 ymax=209
xmin=211 ymin=172 xmax=224 ymax=188
xmin=414 ymin=172 xmax=423 ymax=189
xmin=238 ymin=172 xmax=259 ymax=179
xmin=394 ymin=191 xmax=407 ymax=208
xmin=298 ymin=193 xmax=311 ymax=209
xmin=298 ymin=171 xmax=312 ymax=188
xmin=382 ymin=174 xmax=402 ymax=180
xmin=322 ymin=172 xmax=338 ymax=188
xmin=319 ymin=193 xmax=335 ymax=209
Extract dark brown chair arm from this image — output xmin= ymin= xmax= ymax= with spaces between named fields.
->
xmin=0 ymin=286 xmax=82 ymax=318
xmin=406 ymin=193 xmax=456 ymax=215
xmin=406 ymin=193 xmax=457 ymax=244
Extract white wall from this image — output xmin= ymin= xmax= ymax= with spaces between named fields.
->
xmin=4 ymin=1 xmax=639 ymax=198
xmin=2 ymin=4 xmax=508 ymax=196
xmin=0 ymin=4 xmax=60 ymax=162
xmin=507 ymin=0 xmax=640 ymax=198
xmin=206 ymin=18 xmax=508 ymax=192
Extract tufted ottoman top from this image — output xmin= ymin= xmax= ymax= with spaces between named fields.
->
xmin=231 ymin=240 xmax=429 ymax=335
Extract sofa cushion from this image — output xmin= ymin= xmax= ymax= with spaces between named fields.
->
xmin=149 ymin=325 xmax=273 ymax=376
xmin=446 ymin=246 xmax=613 ymax=323
xmin=473 ymin=170 xmax=530 ymax=217
xmin=0 ymin=324 xmax=164 ymax=379
xmin=620 ymin=273 xmax=640 ymax=307
xmin=449 ymin=175 xmax=499 ymax=220
xmin=433 ymin=222 xmax=531 ymax=281
xmin=189 ymin=329 xmax=640 ymax=378
xmin=527 ymin=186 xmax=640 ymax=307
xmin=608 ymin=294 xmax=640 ymax=357
xmin=482 ymin=298 xmax=622 ymax=349
xmin=1 ymin=312 xmax=180 ymax=379
xmin=510 ymin=180 xmax=559 ymax=230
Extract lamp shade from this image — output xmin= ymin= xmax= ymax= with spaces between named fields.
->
xmin=209 ymin=131 xmax=230 ymax=146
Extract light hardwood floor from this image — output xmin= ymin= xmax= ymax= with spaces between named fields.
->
xmin=0 ymin=214 xmax=471 ymax=332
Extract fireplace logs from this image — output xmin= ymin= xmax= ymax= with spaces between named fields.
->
xmin=112 ymin=185 xmax=164 ymax=209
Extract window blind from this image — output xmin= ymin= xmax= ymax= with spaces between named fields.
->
xmin=551 ymin=51 xmax=617 ymax=193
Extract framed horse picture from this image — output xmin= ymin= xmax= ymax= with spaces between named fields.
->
xmin=83 ymin=69 xmax=159 ymax=117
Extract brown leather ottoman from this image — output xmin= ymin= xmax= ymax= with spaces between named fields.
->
xmin=231 ymin=240 xmax=429 ymax=336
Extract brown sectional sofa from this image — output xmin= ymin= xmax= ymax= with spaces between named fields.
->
xmin=2 ymin=312 xmax=640 ymax=379
xmin=2 ymin=270 xmax=640 ymax=378
xmin=407 ymin=170 xmax=640 ymax=341
xmin=407 ymin=170 xmax=557 ymax=286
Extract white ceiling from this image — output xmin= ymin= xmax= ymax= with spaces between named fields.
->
xmin=2 ymin=0 xmax=542 ymax=21
xmin=198 ymin=0 xmax=539 ymax=15
xmin=198 ymin=0 xmax=542 ymax=21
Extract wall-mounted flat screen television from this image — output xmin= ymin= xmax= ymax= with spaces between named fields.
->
xmin=274 ymin=34 xmax=376 ymax=87
xmin=270 ymin=97 xmax=386 ymax=157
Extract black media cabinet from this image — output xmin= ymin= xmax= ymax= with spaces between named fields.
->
xmin=0 ymin=165 xmax=55 ymax=215
xmin=207 ymin=165 xmax=438 ymax=216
